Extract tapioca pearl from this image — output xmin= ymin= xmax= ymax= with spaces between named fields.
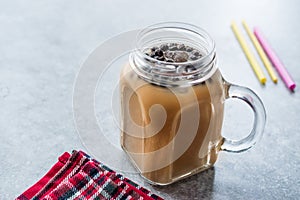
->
xmin=192 ymin=50 xmax=201 ymax=56
xmin=177 ymin=44 xmax=186 ymax=51
xmin=173 ymin=52 xmax=189 ymax=62
xmin=160 ymin=44 xmax=169 ymax=51
xmin=151 ymin=46 xmax=158 ymax=52
xmin=168 ymin=43 xmax=178 ymax=51
xmin=154 ymin=49 xmax=164 ymax=57
xmin=186 ymin=46 xmax=193 ymax=52
xmin=165 ymin=51 xmax=175 ymax=59
xmin=190 ymin=55 xmax=199 ymax=60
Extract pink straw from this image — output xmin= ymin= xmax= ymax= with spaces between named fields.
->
xmin=254 ymin=27 xmax=296 ymax=91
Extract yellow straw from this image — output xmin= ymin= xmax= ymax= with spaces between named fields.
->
xmin=231 ymin=21 xmax=267 ymax=84
xmin=242 ymin=20 xmax=278 ymax=83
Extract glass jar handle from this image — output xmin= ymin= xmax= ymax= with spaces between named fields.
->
xmin=221 ymin=83 xmax=266 ymax=152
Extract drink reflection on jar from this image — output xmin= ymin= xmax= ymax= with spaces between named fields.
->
xmin=119 ymin=22 xmax=266 ymax=185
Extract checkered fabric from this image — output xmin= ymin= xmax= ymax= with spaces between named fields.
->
xmin=17 ymin=150 xmax=163 ymax=200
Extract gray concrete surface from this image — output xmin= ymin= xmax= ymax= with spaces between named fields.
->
xmin=0 ymin=0 xmax=299 ymax=199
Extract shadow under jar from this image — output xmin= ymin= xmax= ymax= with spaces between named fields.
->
xmin=120 ymin=22 xmax=266 ymax=185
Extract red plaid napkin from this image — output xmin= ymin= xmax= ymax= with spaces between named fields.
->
xmin=17 ymin=150 xmax=163 ymax=200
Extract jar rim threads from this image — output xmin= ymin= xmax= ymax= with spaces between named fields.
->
xmin=130 ymin=22 xmax=218 ymax=87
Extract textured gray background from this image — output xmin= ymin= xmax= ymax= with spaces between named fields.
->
xmin=0 ymin=0 xmax=299 ymax=199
